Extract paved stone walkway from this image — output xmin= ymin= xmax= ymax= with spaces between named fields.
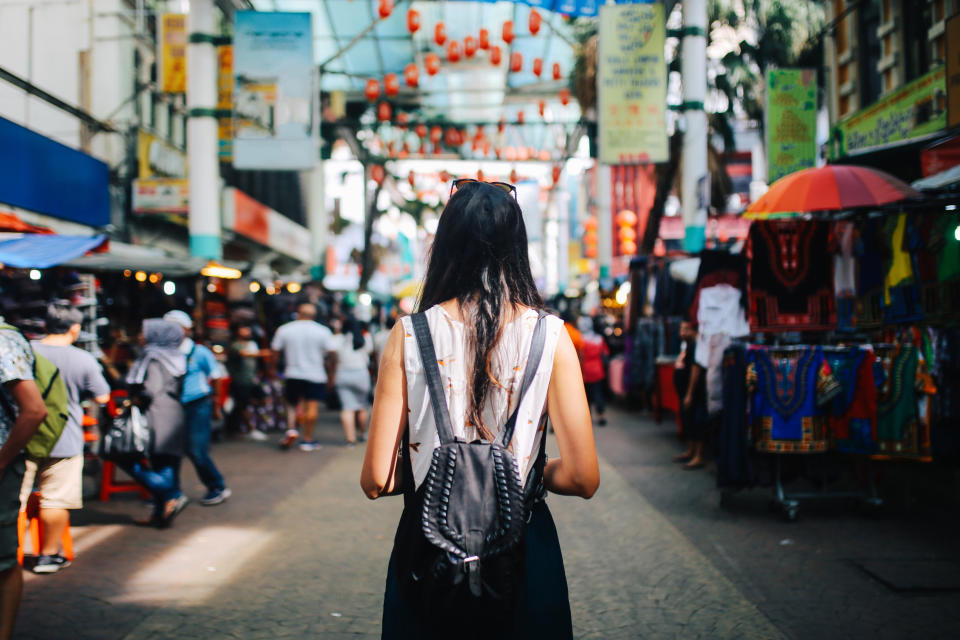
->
xmin=13 ymin=407 xmax=960 ymax=638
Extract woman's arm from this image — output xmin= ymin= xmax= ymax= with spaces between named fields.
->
xmin=544 ymin=329 xmax=600 ymax=498
xmin=361 ymin=323 xmax=408 ymax=499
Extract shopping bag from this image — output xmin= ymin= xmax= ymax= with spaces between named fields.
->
xmin=100 ymin=403 xmax=153 ymax=463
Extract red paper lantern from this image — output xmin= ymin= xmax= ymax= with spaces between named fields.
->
xmin=490 ymin=45 xmax=502 ymax=66
xmin=377 ymin=0 xmax=392 ymax=20
xmin=502 ymin=20 xmax=515 ymax=45
xmin=528 ymin=9 xmax=542 ymax=35
xmin=364 ymin=78 xmax=380 ymax=102
xmin=425 ymin=53 xmax=441 ymax=75
xmin=618 ymin=227 xmax=637 ymax=242
xmin=538 ymin=150 xmax=551 ymax=162
xmin=503 ymin=146 xmax=517 ymax=161
xmin=478 ymin=28 xmax=490 ymax=50
xmin=552 ymin=165 xmax=562 ymax=184
xmin=559 ymin=88 xmax=571 ymax=106
xmin=447 ymin=40 xmax=461 ymax=63
xmin=434 ymin=22 xmax=447 ymax=46
xmin=552 ymin=62 xmax=562 ymax=81
xmin=402 ymin=141 xmax=411 ymax=154
xmin=430 ymin=126 xmax=442 ymax=144
xmin=583 ymin=231 xmax=598 ymax=246
xmin=616 ymin=209 xmax=638 ymax=227
xmin=583 ymin=216 xmax=598 ymax=231
xmin=404 ymin=63 xmax=419 ymax=88
xmin=415 ymin=124 xmax=427 ymax=138
xmin=444 ymin=126 xmax=460 ymax=147
xmin=477 ymin=169 xmax=485 ymax=182
xmin=386 ymin=141 xmax=395 ymax=155
xmin=510 ymin=168 xmax=519 ymax=183
xmin=396 ymin=112 xmax=410 ymax=127
xmin=585 ymin=246 xmax=599 ymax=258
xmin=482 ymin=140 xmax=491 ymax=156
xmin=384 ymin=73 xmax=400 ymax=97
xmin=518 ymin=147 xmax=530 ymax=161
xmin=510 ymin=51 xmax=523 ymax=73
xmin=498 ymin=118 xmax=506 ymax=133
xmin=371 ymin=165 xmax=385 ymax=185
xmin=538 ymin=100 xmax=546 ymax=117
xmin=377 ymin=102 xmax=391 ymax=122
xmin=408 ymin=170 xmax=416 ymax=187
xmin=533 ymin=57 xmax=543 ymax=77
xmin=464 ymin=36 xmax=477 ymax=58
xmin=516 ymin=110 xmax=525 ymax=124
xmin=440 ymin=170 xmax=451 ymax=182
xmin=620 ymin=240 xmax=638 ymax=255
xmin=406 ymin=8 xmax=420 ymax=33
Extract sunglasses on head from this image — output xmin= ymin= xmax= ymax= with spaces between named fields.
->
xmin=449 ymin=178 xmax=517 ymax=198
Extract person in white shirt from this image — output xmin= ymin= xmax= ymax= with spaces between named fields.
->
xmin=328 ymin=315 xmax=374 ymax=445
xmin=270 ymin=304 xmax=334 ymax=451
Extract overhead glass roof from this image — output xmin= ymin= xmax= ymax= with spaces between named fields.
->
xmin=250 ymin=1 xmax=581 ymax=125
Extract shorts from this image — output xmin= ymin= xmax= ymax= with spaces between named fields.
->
xmin=0 ymin=457 xmax=26 ymax=573
xmin=336 ymin=369 xmax=372 ymax=411
xmin=284 ymin=379 xmax=327 ymax=404
xmin=19 ymin=455 xmax=84 ymax=510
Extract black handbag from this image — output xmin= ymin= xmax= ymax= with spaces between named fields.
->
xmin=392 ymin=310 xmax=549 ymax=622
xmin=100 ymin=401 xmax=154 ymax=463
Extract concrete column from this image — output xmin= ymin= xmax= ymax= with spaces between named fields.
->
xmin=187 ymin=0 xmax=221 ymax=259
xmin=306 ymin=160 xmax=328 ymax=280
xmin=681 ymin=0 xmax=707 ymax=253
xmin=597 ymin=163 xmax=613 ymax=279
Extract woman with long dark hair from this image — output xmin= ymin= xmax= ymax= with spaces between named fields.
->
xmin=361 ymin=179 xmax=599 ymax=638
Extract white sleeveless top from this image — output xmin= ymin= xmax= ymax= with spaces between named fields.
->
xmin=400 ymin=306 xmax=564 ymax=489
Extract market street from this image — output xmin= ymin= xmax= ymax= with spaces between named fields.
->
xmin=14 ymin=408 xmax=960 ymax=640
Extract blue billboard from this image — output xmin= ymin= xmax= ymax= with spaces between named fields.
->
xmin=0 ymin=117 xmax=110 ymax=227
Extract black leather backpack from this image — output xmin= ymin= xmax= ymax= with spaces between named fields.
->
xmin=392 ymin=310 xmax=550 ymax=622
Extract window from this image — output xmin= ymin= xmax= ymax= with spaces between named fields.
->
xmin=901 ymin=0 xmax=933 ymax=82
xmin=857 ymin=0 xmax=882 ymax=104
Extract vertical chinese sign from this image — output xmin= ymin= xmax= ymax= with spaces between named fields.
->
xmin=217 ymin=45 xmax=234 ymax=161
xmin=159 ymin=14 xmax=187 ymax=94
xmin=597 ymin=2 xmax=667 ymax=164
xmin=233 ymin=11 xmax=315 ymax=170
xmin=766 ymin=68 xmax=817 ymax=183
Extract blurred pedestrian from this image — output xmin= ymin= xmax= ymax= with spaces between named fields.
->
xmin=362 ymin=178 xmax=599 ymax=636
xmin=226 ymin=323 xmax=267 ymax=440
xmin=0 ymin=320 xmax=47 ymax=639
xmin=329 ymin=315 xmax=373 ymax=445
xmin=121 ymin=319 xmax=189 ymax=527
xmin=578 ymin=316 xmax=610 ymax=427
xmin=673 ymin=321 xmax=707 ymax=469
xmin=163 ymin=311 xmax=231 ymax=505
xmin=22 ymin=306 xmax=110 ymax=573
xmin=271 ymin=304 xmax=334 ymax=451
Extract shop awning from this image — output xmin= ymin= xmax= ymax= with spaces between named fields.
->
xmin=0 ymin=234 xmax=107 ymax=268
xmin=0 ymin=211 xmax=53 ymax=234
xmin=912 ymin=164 xmax=960 ymax=191
xmin=62 ymin=240 xmax=246 ymax=278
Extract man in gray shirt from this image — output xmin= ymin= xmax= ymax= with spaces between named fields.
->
xmin=23 ymin=306 xmax=110 ymax=574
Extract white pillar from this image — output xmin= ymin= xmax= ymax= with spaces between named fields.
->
xmin=187 ymin=0 xmax=221 ymax=259
xmin=306 ymin=160 xmax=328 ymax=279
xmin=681 ymin=0 xmax=707 ymax=253
xmin=597 ymin=163 xmax=613 ymax=280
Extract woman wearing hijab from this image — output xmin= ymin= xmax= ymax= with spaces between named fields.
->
xmin=121 ymin=318 xmax=189 ymax=528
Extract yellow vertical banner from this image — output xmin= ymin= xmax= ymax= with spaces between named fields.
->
xmin=217 ymin=45 xmax=234 ymax=161
xmin=597 ymin=3 xmax=667 ymax=164
xmin=159 ymin=14 xmax=187 ymax=94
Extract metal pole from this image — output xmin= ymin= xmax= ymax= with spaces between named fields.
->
xmin=187 ymin=0 xmax=221 ymax=259
xmin=597 ymin=164 xmax=612 ymax=280
xmin=681 ymin=0 xmax=707 ymax=252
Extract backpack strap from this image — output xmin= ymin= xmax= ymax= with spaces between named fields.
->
xmin=410 ymin=312 xmax=457 ymax=445
xmin=496 ymin=310 xmax=549 ymax=448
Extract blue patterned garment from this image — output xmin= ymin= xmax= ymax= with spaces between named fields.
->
xmin=0 ymin=325 xmax=35 ymax=448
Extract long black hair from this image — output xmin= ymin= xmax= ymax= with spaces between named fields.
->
xmin=418 ymin=181 xmax=543 ymax=438
xmin=343 ymin=314 xmax=366 ymax=351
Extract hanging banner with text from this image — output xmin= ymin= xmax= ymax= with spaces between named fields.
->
xmin=766 ymin=68 xmax=817 ymax=183
xmin=217 ymin=45 xmax=234 ymax=162
xmin=233 ymin=11 xmax=316 ymax=170
xmin=597 ymin=2 xmax=667 ymax=164
xmin=159 ymin=14 xmax=187 ymax=94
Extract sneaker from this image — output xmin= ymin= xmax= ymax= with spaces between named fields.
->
xmin=598 ymin=417 xmax=608 ymax=427
xmin=357 ymin=433 xmax=367 ymax=442
xmin=299 ymin=440 xmax=321 ymax=452
xmin=32 ymin=554 xmax=71 ymax=574
xmin=200 ymin=487 xmax=232 ymax=506
xmin=159 ymin=495 xmax=189 ymax=528
xmin=246 ymin=429 xmax=268 ymax=442
xmin=279 ymin=429 xmax=299 ymax=449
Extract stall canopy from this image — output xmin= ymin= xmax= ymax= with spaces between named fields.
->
xmin=912 ymin=164 xmax=960 ymax=191
xmin=0 ymin=234 xmax=107 ymax=269
xmin=0 ymin=211 xmax=53 ymax=234
xmin=62 ymin=240 xmax=246 ymax=278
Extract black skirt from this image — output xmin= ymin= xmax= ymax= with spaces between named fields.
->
xmin=381 ymin=501 xmax=573 ymax=639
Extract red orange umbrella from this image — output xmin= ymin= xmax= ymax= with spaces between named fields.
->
xmin=745 ymin=165 xmax=919 ymax=219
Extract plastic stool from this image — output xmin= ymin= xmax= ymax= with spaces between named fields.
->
xmin=99 ymin=460 xmax=151 ymax=502
xmin=17 ymin=491 xmax=74 ymax=565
